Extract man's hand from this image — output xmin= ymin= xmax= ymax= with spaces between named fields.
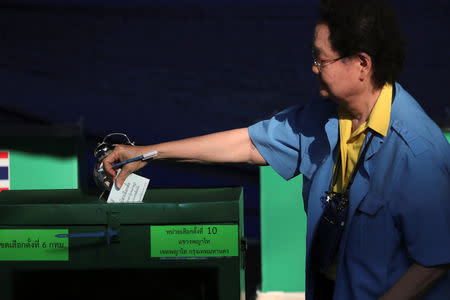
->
xmin=103 ymin=145 xmax=151 ymax=189
xmin=378 ymin=262 xmax=449 ymax=300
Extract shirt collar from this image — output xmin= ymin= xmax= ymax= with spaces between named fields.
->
xmin=367 ymin=83 xmax=392 ymax=136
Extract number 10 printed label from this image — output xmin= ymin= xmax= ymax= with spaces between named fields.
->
xmin=150 ymin=225 xmax=238 ymax=258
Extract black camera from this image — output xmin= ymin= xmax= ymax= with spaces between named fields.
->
xmin=311 ymin=191 xmax=349 ymax=273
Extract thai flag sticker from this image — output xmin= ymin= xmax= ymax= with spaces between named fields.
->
xmin=0 ymin=151 xmax=10 ymax=191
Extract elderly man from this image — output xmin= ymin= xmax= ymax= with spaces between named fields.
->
xmin=104 ymin=0 xmax=450 ymax=299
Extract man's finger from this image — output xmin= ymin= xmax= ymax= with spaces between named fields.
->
xmin=103 ymin=150 xmax=120 ymax=179
xmin=115 ymin=168 xmax=131 ymax=189
xmin=104 ymin=162 xmax=117 ymax=179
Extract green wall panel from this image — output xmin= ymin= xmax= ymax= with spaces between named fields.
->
xmin=10 ymin=150 xmax=78 ymax=190
xmin=1 ymin=132 xmax=80 ymax=190
xmin=260 ymin=166 xmax=306 ymax=293
xmin=444 ymin=131 xmax=450 ymax=143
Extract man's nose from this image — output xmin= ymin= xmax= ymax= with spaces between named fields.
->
xmin=312 ymin=64 xmax=319 ymax=74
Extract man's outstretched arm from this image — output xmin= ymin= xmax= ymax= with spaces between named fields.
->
xmin=103 ymin=128 xmax=267 ymax=188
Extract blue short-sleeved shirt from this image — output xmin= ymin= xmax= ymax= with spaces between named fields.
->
xmin=248 ymin=83 xmax=450 ymax=300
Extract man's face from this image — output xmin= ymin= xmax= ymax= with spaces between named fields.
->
xmin=312 ymin=23 xmax=361 ymax=104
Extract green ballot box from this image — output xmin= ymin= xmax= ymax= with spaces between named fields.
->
xmin=0 ymin=187 xmax=246 ymax=300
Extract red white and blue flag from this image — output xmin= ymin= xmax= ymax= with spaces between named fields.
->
xmin=0 ymin=151 xmax=10 ymax=191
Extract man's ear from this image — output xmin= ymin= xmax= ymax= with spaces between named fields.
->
xmin=358 ymin=52 xmax=372 ymax=81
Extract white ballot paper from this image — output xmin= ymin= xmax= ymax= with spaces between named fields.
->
xmin=107 ymin=172 xmax=149 ymax=203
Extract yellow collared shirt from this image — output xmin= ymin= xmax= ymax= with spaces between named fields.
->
xmin=334 ymin=83 xmax=393 ymax=192
xmin=325 ymin=83 xmax=393 ymax=280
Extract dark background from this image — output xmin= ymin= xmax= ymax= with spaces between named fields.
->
xmin=1 ymin=0 xmax=449 ymax=298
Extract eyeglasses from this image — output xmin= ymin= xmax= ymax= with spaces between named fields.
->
xmin=313 ymin=56 xmax=346 ymax=72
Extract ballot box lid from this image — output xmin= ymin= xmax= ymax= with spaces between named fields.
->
xmin=0 ymin=187 xmax=243 ymax=225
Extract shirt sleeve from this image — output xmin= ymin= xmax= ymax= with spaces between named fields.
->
xmin=248 ymin=105 xmax=304 ymax=180
xmin=393 ymin=144 xmax=450 ymax=267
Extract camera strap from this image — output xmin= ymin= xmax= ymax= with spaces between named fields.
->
xmin=311 ymin=131 xmax=375 ymax=274
xmin=330 ymin=131 xmax=375 ymax=195
xmin=312 ymin=85 xmax=394 ymax=275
